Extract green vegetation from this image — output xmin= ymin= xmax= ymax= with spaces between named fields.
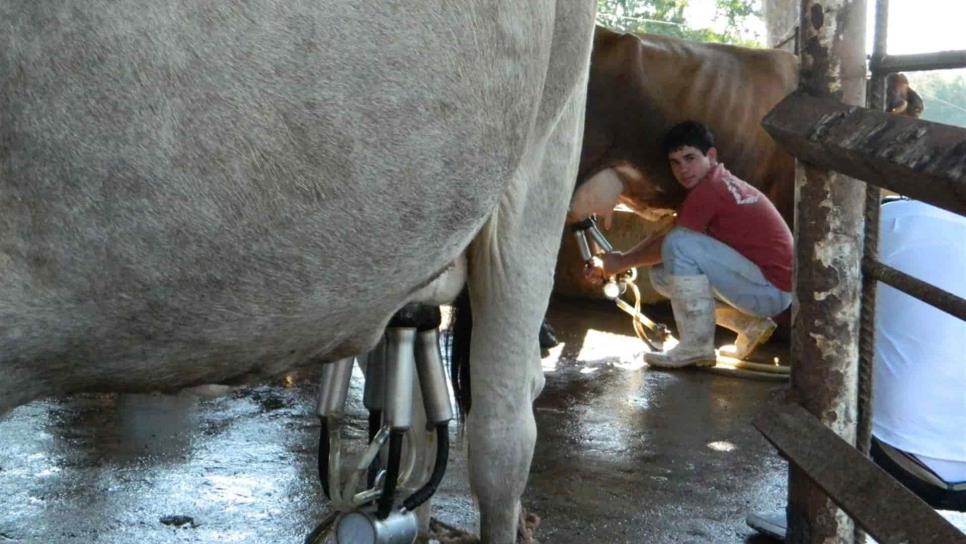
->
xmin=909 ymin=70 xmax=966 ymax=129
xmin=596 ymin=0 xmax=764 ymax=46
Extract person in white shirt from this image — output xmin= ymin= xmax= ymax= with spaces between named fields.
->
xmin=748 ymin=198 xmax=966 ymax=538
xmin=868 ymin=197 xmax=966 ymax=510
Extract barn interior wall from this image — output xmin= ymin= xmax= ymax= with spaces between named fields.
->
xmin=764 ymin=0 xmax=800 ymax=51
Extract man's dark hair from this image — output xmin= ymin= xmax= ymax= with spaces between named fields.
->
xmin=662 ymin=121 xmax=715 ymax=156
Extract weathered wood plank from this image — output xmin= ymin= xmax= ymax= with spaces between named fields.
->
xmin=754 ymin=402 xmax=966 ymax=544
xmin=763 ymin=91 xmax=966 ymax=217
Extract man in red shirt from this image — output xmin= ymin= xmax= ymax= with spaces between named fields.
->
xmin=589 ymin=121 xmax=793 ymax=368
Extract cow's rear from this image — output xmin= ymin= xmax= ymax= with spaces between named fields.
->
xmin=2 ymin=3 xmax=598 ymax=542
xmin=0 ymin=3 xmax=591 ymax=416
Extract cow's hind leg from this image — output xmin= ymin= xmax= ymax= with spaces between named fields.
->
xmin=465 ymin=6 xmax=593 ymax=541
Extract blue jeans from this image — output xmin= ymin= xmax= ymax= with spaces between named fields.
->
xmin=649 ymin=227 xmax=792 ymax=318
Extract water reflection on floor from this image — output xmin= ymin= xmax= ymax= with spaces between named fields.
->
xmin=3 ymin=297 xmax=956 ymax=543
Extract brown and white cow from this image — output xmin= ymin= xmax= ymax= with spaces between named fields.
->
xmin=571 ymin=26 xmax=799 ymax=225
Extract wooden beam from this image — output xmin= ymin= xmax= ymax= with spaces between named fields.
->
xmin=763 ymin=92 xmax=966 ymax=217
xmin=755 ymin=402 xmax=966 ymax=544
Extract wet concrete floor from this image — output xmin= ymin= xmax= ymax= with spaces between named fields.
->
xmin=1 ymin=297 xmax=959 ymax=543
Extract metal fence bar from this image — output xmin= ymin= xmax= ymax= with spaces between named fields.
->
xmin=863 ymin=258 xmax=966 ymax=321
xmin=855 ymin=5 xmax=891 ymax=542
xmin=874 ymin=50 xmax=966 ymax=74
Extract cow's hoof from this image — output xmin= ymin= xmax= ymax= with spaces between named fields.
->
xmin=517 ymin=509 xmax=541 ymax=544
xmin=424 ymin=511 xmax=540 ymax=543
xmin=426 ymin=517 xmax=478 ymax=543
xmin=538 ymin=321 xmax=559 ymax=350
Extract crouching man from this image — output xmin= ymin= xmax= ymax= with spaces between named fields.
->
xmin=587 ymin=121 xmax=793 ymax=367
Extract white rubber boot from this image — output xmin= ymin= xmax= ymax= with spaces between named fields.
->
xmin=715 ymin=304 xmax=777 ymax=361
xmin=644 ymin=275 xmax=716 ymax=369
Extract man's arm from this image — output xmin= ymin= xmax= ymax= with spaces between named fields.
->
xmin=611 ymin=232 xmax=666 ymax=271
xmin=586 ymin=232 xmax=666 ymax=282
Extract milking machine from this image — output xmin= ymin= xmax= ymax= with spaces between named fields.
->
xmin=309 ymin=304 xmax=453 ymax=544
xmin=571 ymin=216 xmax=671 ymax=351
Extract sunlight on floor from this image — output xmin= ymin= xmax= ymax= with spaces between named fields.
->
xmin=203 ymin=474 xmax=263 ymax=506
xmin=541 ymin=344 xmax=566 ymax=372
xmin=707 ymin=440 xmax=738 ymax=453
xmin=575 ymin=329 xmax=650 ymax=370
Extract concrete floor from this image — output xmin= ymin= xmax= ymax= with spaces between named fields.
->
xmin=520 ymin=298 xmax=789 ymax=544
xmin=0 ymin=296 xmax=933 ymax=544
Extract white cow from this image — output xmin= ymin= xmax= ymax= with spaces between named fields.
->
xmin=0 ymin=2 xmax=595 ymax=541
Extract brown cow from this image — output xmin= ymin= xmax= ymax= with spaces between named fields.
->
xmin=571 ymin=26 xmax=798 ymax=224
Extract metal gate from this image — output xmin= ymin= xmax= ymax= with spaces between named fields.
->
xmin=753 ymin=0 xmax=966 ymax=542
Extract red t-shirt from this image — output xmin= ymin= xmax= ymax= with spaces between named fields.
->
xmin=676 ymin=164 xmax=793 ymax=292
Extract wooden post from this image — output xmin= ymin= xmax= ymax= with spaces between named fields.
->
xmin=788 ymin=0 xmax=868 ymax=542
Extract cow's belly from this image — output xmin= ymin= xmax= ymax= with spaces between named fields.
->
xmin=0 ymin=2 xmax=552 ymax=413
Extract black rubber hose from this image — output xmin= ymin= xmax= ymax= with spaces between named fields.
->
xmin=449 ymin=288 xmax=473 ymax=418
xmin=367 ymin=410 xmax=382 ymax=488
xmin=317 ymin=417 xmax=331 ymax=500
xmin=402 ymin=423 xmax=450 ymax=512
xmin=376 ymin=430 xmax=405 ymax=519
xmin=570 ymin=217 xmax=594 ymax=231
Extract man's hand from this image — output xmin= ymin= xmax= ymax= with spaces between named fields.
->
xmin=583 ymin=252 xmax=624 ymax=284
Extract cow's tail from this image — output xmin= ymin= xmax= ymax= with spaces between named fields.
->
xmin=448 ymin=287 xmax=472 ymax=421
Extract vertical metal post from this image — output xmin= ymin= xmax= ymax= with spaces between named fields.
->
xmin=789 ymin=1 xmax=868 ymax=542
xmin=854 ymin=5 xmax=888 ymax=541
xmin=858 ymin=0 xmax=890 ymax=459
xmin=867 ymin=0 xmax=890 ymax=110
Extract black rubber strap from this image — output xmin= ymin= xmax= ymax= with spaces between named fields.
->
xmin=402 ymin=423 xmax=450 ymax=512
